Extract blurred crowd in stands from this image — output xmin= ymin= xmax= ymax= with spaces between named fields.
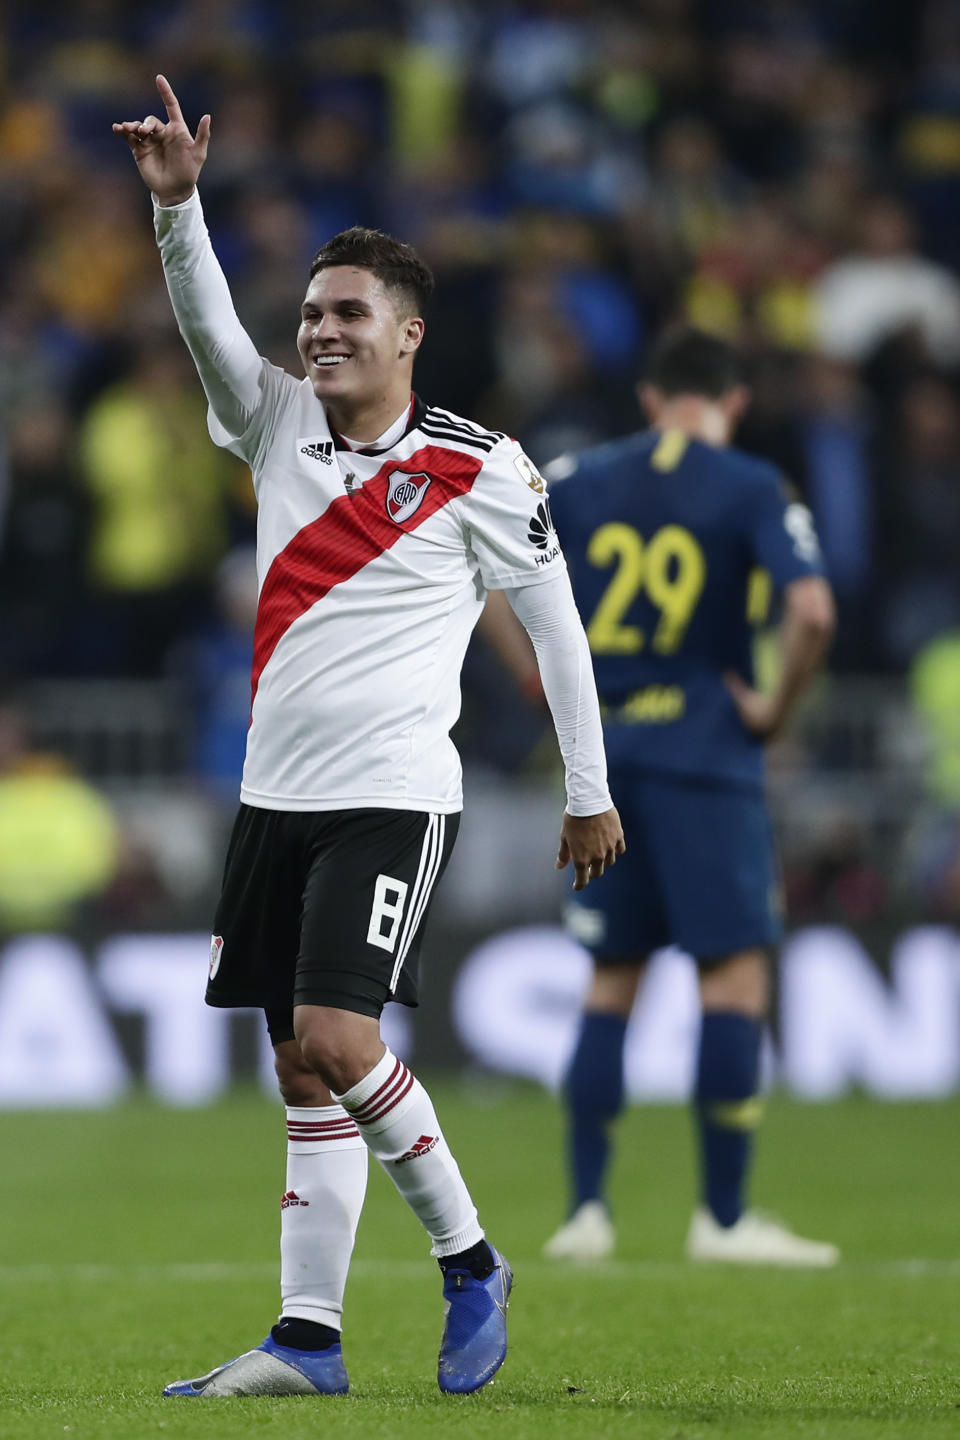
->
xmin=3 ymin=0 xmax=960 ymax=933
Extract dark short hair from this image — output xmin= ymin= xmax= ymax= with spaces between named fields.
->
xmin=309 ymin=227 xmax=435 ymax=317
xmin=645 ymin=325 xmax=744 ymax=398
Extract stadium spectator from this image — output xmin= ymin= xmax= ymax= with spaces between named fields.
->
xmin=794 ymin=357 xmax=875 ymax=667
xmin=875 ymin=372 xmax=960 ymax=668
xmin=682 ymin=198 xmax=825 ymax=352
xmin=32 ymin=171 xmax=157 ymax=339
xmin=813 ymin=193 xmax=960 ymax=367
xmin=909 ymin=630 xmax=960 ymax=810
xmin=0 ymin=404 xmax=90 ymax=676
xmin=648 ymin=115 xmax=747 ymax=263
xmin=0 ymin=700 xmax=119 ymax=933
xmin=78 ymin=335 xmax=238 ymax=674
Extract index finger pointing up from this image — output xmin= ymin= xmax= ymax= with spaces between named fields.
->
xmin=155 ymin=74 xmax=183 ymax=123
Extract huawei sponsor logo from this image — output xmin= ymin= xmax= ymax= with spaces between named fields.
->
xmin=528 ymin=499 xmax=560 ymax=565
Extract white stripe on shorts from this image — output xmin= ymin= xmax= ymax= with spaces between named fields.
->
xmin=389 ymin=813 xmax=445 ymax=994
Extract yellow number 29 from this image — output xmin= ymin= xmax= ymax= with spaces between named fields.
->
xmin=586 ymin=523 xmax=706 ymax=656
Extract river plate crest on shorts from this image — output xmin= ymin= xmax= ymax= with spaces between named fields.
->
xmin=386 ymin=471 xmax=431 ymax=524
xmin=209 ymin=935 xmax=224 ymax=981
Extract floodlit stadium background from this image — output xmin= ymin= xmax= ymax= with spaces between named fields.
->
xmin=2 ymin=1 xmax=960 ymax=1107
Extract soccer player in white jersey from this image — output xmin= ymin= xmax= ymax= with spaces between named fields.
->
xmin=113 ymin=77 xmax=624 ymax=1399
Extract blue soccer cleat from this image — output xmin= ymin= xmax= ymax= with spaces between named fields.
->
xmin=437 ymin=1245 xmax=512 ymax=1394
xmin=162 ymin=1333 xmax=349 ymax=1397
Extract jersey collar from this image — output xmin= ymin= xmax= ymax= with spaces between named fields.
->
xmin=330 ymin=394 xmax=427 ymax=457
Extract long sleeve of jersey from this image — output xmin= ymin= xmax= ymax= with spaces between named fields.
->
xmin=504 ymin=570 xmax=612 ymax=817
xmin=153 ymin=190 xmax=263 ymax=437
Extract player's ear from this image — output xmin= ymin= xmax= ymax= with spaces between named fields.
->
xmin=723 ymin=384 xmax=751 ymax=426
xmin=400 ymin=316 xmax=425 ymax=358
xmin=637 ymin=383 xmax=664 ymax=424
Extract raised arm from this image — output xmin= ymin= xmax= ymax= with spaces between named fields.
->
xmin=113 ymin=76 xmax=264 ymax=435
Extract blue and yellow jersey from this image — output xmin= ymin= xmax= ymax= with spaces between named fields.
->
xmin=547 ymin=427 xmax=824 ymax=789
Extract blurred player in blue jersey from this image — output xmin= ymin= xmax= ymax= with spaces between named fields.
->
xmin=542 ymin=327 xmax=839 ymax=1265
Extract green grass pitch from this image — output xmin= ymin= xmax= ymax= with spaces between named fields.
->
xmin=1 ymin=1084 xmax=958 ymax=1439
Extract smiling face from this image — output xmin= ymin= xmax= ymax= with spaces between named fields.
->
xmin=297 ymin=266 xmax=424 ymax=429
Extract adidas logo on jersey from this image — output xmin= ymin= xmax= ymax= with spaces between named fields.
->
xmin=300 ymin=440 xmax=334 ymax=465
xmin=394 ymin=1133 xmax=439 ymax=1164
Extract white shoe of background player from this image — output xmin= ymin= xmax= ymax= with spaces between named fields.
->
xmin=686 ymin=1207 xmax=840 ymax=1267
xmin=542 ymin=1201 xmax=615 ymax=1260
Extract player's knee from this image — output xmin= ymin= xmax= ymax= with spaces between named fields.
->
xmin=699 ymin=949 xmax=769 ymax=1016
xmin=295 ymin=1010 xmax=384 ymax=1095
xmin=273 ymin=1043 xmax=329 ymax=1106
xmin=587 ymin=961 xmax=644 ymax=1015
xmin=296 ymin=1028 xmax=345 ymax=1092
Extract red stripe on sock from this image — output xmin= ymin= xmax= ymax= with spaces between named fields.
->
xmin=287 ymin=1118 xmax=356 ymax=1130
xmin=287 ymin=1131 xmax=359 ymax=1142
xmin=355 ymin=1070 xmax=415 ymax=1126
xmin=344 ymin=1058 xmax=403 ymax=1120
xmin=287 ymin=1118 xmax=359 ymax=1131
xmin=347 ymin=1061 xmax=411 ymax=1124
xmin=286 ymin=1125 xmax=359 ymax=1136
xmin=287 ymin=1134 xmax=359 ymax=1141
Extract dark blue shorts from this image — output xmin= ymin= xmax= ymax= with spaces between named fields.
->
xmin=565 ymin=770 xmax=782 ymax=962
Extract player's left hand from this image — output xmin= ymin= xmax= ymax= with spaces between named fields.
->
xmin=557 ymin=807 xmax=625 ymax=891
xmin=724 ymin=671 xmax=783 ymax=740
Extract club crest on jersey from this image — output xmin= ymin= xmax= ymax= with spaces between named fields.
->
xmin=386 ymin=471 xmax=431 ymax=524
xmin=209 ymin=935 xmax=224 ymax=981
xmin=514 ymin=452 xmax=545 ymax=493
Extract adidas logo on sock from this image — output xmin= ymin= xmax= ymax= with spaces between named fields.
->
xmin=394 ymin=1134 xmax=439 ymax=1165
xmin=281 ymin=1190 xmax=310 ymax=1209
xmin=300 ymin=440 xmax=334 ymax=464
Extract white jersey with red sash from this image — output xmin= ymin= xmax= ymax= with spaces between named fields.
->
xmin=155 ymin=189 xmax=609 ymax=819
xmin=211 ymin=375 xmax=563 ymax=812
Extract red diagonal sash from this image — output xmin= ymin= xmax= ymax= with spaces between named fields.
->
xmin=251 ymin=444 xmax=483 ymax=709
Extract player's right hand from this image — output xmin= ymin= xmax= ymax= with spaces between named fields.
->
xmin=112 ymin=75 xmax=210 ymax=206
xmin=724 ymin=670 xmax=783 ymax=740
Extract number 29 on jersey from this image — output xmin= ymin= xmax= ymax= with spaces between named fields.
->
xmin=585 ymin=522 xmax=707 ymax=656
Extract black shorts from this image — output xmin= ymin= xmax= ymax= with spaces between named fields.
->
xmin=565 ymin=771 xmax=779 ymax=967
xmin=206 ymin=804 xmax=458 ymax=1025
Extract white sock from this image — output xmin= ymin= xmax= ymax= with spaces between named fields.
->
xmin=280 ymin=1105 xmax=368 ymax=1330
xmin=335 ymin=1050 xmax=484 ymax=1257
